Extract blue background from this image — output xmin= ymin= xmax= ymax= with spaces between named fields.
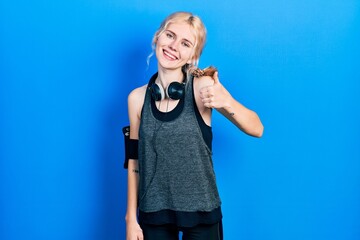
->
xmin=1 ymin=1 xmax=359 ymax=239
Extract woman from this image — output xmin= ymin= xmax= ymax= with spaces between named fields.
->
xmin=125 ymin=11 xmax=263 ymax=240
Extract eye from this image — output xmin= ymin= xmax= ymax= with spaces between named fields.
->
xmin=182 ymin=41 xmax=191 ymax=48
xmin=166 ymin=33 xmax=174 ymax=39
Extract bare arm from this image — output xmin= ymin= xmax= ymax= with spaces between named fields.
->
xmin=198 ymin=72 xmax=264 ymax=137
xmin=125 ymin=86 xmax=146 ymax=240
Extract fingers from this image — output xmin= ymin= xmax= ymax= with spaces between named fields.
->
xmin=137 ymin=228 xmax=144 ymax=240
xmin=203 ymin=101 xmax=215 ymax=108
xmin=200 ymin=86 xmax=215 ymax=108
xmin=200 ymin=86 xmax=214 ymax=98
xmin=201 ymin=93 xmax=216 ymax=108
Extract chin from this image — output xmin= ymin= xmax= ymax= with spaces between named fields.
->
xmin=158 ymin=60 xmax=182 ymax=70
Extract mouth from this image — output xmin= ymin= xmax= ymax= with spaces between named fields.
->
xmin=163 ymin=49 xmax=178 ymax=61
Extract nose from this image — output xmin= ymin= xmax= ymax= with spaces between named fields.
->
xmin=168 ymin=39 xmax=179 ymax=52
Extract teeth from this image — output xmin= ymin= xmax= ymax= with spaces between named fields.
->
xmin=164 ymin=50 xmax=177 ymax=60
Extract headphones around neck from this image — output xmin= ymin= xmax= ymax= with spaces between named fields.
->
xmin=149 ymin=77 xmax=185 ymax=101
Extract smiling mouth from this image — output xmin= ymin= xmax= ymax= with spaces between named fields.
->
xmin=163 ymin=49 xmax=178 ymax=60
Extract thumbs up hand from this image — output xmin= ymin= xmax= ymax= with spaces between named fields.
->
xmin=199 ymin=71 xmax=232 ymax=109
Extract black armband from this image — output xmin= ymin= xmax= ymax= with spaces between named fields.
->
xmin=122 ymin=126 xmax=139 ymax=169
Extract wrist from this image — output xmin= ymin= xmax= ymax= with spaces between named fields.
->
xmin=125 ymin=213 xmax=138 ymax=223
xmin=222 ymin=94 xmax=233 ymax=111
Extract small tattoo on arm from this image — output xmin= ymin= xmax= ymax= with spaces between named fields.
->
xmin=132 ymin=169 xmax=139 ymax=174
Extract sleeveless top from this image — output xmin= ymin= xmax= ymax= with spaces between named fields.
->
xmin=137 ymin=73 xmax=222 ymax=227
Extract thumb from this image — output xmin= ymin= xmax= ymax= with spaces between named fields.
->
xmin=213 ymin=71 xmax=220 ymax=84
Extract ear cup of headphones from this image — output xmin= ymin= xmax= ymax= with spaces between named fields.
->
xmin=150 ymin=83 xmax=165 ymax=101
xmin=166 ymin=82 xmax=185 ymax=100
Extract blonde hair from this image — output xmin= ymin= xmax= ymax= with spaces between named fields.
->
xmin=148 ymin=12 xmax=216 ymax=79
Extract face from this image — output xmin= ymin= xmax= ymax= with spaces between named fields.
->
xmin=155 ymin=22 xmax=196 ymax=71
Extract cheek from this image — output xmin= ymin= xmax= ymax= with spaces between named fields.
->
xmin=183 ymin=48 xmax=195 ymax=60
xmin=155 ymin=35 xmax=167 ymax=47
xmin=155 ymin=37 xmax=166 ymax=52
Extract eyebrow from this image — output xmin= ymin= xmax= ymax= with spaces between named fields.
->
xmin=165 ymin=30 xmax=194 ymax=46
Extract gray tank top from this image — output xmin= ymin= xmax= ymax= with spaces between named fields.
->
xmin=138 ymin=73 xmax=221 ymax=212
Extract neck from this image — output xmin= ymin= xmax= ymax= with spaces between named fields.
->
xmin=157 ymin=65 xmax=184 ymax=88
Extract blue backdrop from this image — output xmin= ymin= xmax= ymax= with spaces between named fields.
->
xmin=1 ymin=1 xmax=359 ymax=239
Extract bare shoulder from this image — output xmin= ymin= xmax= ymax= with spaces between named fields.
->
xmin=128 ymin=84 xmax=147 ymax=101
xmin=193 ymin=75 xmax=214 ymax=90
xmin=128 ymin=84 xmax=147 ymax=116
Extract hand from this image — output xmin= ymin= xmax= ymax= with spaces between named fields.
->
xmin=199 ymin=71 xmax=232 ymax=109
xmin=126 ymin=220 xmax=143 ymax=240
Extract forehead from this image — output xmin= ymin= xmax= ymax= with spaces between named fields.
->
xmin=166 ymin=22 xmax=196 ymax=43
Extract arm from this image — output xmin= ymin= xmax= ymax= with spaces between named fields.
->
xmin=126 ymin=160 xmax=142 ymax=240
xmin=125 ymin=87 xmax=146 ymax=240
xmin=198 ymin=72 xmax=264 ymax=137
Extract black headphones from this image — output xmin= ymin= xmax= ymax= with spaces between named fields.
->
xmin=149 ymin=81 xmax=185 ymax=101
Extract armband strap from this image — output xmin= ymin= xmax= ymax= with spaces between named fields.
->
xmin=122 ymin=126 xmax=139 ymax=169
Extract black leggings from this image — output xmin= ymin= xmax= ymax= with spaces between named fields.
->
xmin=140 ymin=221 xmax=223 ymax=240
